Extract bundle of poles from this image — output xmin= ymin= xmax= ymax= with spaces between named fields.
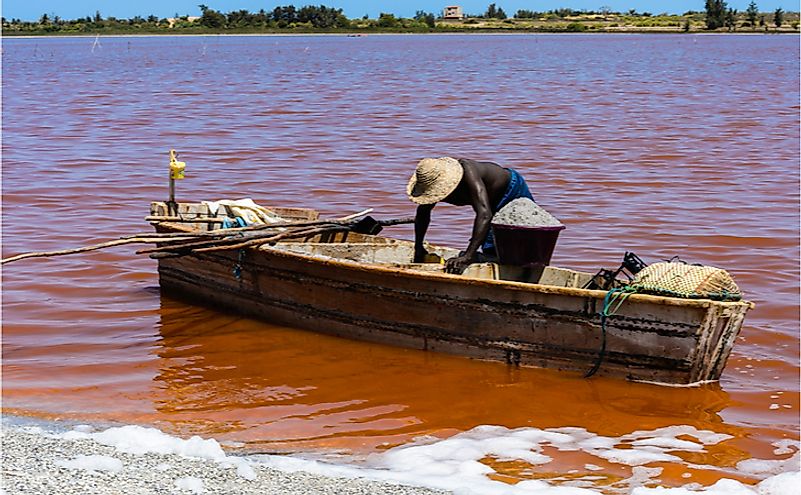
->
xmin=1 ymin=212 xmax=413 ymax=265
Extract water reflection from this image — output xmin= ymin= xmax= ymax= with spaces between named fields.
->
xmin=2 ymin=34 xmax=796 ymax=489
xmin=153 ymin=292 xmax=744 ymax=462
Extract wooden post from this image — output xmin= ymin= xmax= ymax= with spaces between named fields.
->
xmin=168 ymin=149 xmax=185 ymax=216
xmin=168 ymin=174 xmax=176 ymax=216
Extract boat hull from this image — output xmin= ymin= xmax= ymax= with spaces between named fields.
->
xmin=156 ymin=242 xmax=750 ymax=385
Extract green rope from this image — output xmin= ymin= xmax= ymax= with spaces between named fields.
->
xmin=584 ymin=272 xmax=741 ymax=378
xmin=585 ymin=286 xmax=637 ymax=378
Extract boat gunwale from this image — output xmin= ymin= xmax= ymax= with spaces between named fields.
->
xmin=151 ymin=219 xmax=754 ymax=311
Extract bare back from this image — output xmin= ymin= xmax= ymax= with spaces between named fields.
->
xmin=441 ymin=159 xmax=510 ymax=209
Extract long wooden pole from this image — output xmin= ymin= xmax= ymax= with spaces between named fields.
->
xmin=194 ymin=226 xmax=350 ymax=253
xmin=130 ymin=216 xmax=414 ymax=239
xmin=1 ymin=236 xmax=196 ymax=265
xmin=2 ymin=217 xmax=414 ymax=265
xmin=132 ymin=218 xmax=349 ymax=238
xmin=134 ymin=223 xmax=341 ymax=255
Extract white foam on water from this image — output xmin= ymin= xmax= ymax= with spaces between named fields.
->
xmin=631 ymin=472 xmax=801 ymax=494
xmin=772 ymin=439 xmax=799 ymax=456
xmin=54 ymin=425 xmax=255 ymax=480
xmin=43 ymin=422 xmax=800 ymax=495
xmin=60 ymin=424 xmax=226 ymax=459
xmin=175 ymin=476 xmax=205 ymax=493
xmin=736 ymin=451 xmax=801 ymax=476
xmin=55 ymin=454 xmax=123 ymax=473
xmin=236 ymin=461 xmax=258 ymax=480
xmin=754 ymin=471 xmax=801 ymax=495
xmin=254 ymin=424 xmax=798 ymax=495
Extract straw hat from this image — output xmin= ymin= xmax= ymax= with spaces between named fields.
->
xmin=406 ymin=157 xmax=464 ymax=205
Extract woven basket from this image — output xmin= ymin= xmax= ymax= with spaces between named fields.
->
xmin=631 ymin=262 xmax=742 ymax=301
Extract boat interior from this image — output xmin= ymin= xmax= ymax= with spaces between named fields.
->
xmin=274 ymin=234 xmax=595 ymax=288
xmin=150 ymin=201 xmax=598 ymax=289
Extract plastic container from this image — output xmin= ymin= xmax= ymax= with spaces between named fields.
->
xmin=491 ymin=223 xmax=566 ymax=267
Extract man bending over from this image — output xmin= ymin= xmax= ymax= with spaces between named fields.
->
xmin=407 ymin=157 xmax=534 ymax=274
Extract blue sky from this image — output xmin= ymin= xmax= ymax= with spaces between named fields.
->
xmin=2 ymin=0 xmax=796 ymax=21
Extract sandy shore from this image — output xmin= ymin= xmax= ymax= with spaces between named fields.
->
xmin=1 ymin=423 xmax=449 ymax=495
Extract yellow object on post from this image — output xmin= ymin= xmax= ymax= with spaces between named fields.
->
xmin=168 ymin=149 xmax=186 ymax=216
xmin=169 ymin=149 xmax=186 ymax=179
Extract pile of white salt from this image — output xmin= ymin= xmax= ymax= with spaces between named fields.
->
xmin=492 ymin=198 xmax=562 ymax=228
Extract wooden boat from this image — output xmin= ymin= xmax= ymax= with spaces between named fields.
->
xmin=149 ymin=201 xmax=753 ymax=385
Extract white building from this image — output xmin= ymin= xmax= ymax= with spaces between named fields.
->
xmin=443 ymin=6 xmax=464 ymax=19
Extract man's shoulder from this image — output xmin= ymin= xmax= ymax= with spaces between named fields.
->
xmin=457 ymin=158 xmax=502 ymax=170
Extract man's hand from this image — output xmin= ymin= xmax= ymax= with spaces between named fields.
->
xmin=445 ymin=253 xmax=476 ymax=274
xmin=413 ymin=247 xmax=429 ymax=263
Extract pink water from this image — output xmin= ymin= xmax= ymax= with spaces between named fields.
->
xmin=2 ymin=34 xmax=798 ymax=491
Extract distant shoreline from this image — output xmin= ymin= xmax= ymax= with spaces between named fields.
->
xmin=3 ymin=30 xmax=797 ymax=39
xmin=5 ymin=5 xmax=798 ymax=37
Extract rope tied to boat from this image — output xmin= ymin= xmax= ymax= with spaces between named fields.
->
xmin=584 ymin=260 xmax=742 ymax=378
xmin=585 ymin=286 xmax=637 ymax=378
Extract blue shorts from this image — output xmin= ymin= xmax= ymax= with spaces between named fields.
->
xmin=481 ymin=168 xmax=534 ymax=254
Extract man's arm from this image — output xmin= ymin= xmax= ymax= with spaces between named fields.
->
xmin=413 ymin=203 xmax=434 ymax=262
xmin=445 ymin=163 xmax=492 ymax=274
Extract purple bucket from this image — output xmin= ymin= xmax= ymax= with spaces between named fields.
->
xmin=491 ymin=224 xmax=566 ymax=267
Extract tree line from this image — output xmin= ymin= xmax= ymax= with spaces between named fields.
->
xmin=198 ymin=4 xmax=351 ymax=29
xmin=1 ymin=4 xmax=443 ymax=32
xmin=2 ymin=2 xmax=796 ymax=34
xmin=705 ymin=0 xmax=784 ymax=30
